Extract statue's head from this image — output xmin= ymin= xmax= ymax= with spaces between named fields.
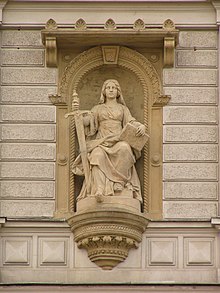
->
xmin=99 ymin=79 xmax=126 ymax=105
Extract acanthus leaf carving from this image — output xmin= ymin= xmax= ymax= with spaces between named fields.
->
xmin=68 ymin=210 xmax=148 ymax=270
xmin=163 ymin=19 xmax=175 ymax=31
xmin=105 ymin=18 xmax=117 ymax=30
xmin=133 ymin=19 xmax=145 ymax=31
xmin=75 ymin=18 xmax=87 ymax=30
xmin=45 ymin=18 xmax=57 ymax=30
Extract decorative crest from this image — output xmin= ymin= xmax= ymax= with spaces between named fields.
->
xmin=105 ymin=18 xmax=117 ymax=30
xmin=75 ymin=18 xmax=87 ymax=30
xmin=45 ymin=18 xmax=57 ymax=30
xmin=163 ymin=19 xmax=175 ymax=31
xmin=102 ymin=46 xmax=119 ymax=64
xmin=133 ymin=19 xmax=145 ymax=31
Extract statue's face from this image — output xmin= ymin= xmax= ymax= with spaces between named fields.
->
xmin=105 ymin=81 xmax=118 ymax=100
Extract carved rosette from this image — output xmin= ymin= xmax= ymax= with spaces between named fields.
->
xmin=68 ymin=209 xmax=148 ymax=270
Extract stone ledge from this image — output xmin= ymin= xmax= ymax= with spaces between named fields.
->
xmin=0 ymin=285 xmax=220 ymax=292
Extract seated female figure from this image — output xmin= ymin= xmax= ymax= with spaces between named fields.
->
xmin=72 ymin=79 xmax=146 ymax=203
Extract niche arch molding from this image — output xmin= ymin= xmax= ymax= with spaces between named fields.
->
xmin=50 ymin=45 xmax=170 ymax=220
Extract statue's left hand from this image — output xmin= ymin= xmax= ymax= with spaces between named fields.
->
xmin=136 ymin=124 xmax=146 ymax=136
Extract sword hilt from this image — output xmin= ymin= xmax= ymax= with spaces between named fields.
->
xmin=65 ymin=90 xmax=90 ymax=119
xmin=64 ymin=110 xmax=90 ymax=119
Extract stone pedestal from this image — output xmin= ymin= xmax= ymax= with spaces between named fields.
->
xmin=77 ymin=193 xmax=141 ymax=213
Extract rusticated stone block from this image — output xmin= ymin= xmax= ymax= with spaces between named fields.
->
xmin=163 ymin=69 xmax=217 ymax=85
xmin=1 ymin=124 xmax=56 ymax=142
xmin=164 ymin=87 xmax=217 ymax=105
xmin=2 ymin=31 xmax=42 ymax=47
xmin=1 ymin=68 xmax=57 ymax=85
xmin=1 ymin=143 xmax=56 ymax=161
xmin=164 ymin=126 xmax=218 ymax=143
xmin=1 ymin=86 xmax=56 ymax=104
xmin=0 ymin=162 xmax=55 ymax=179
xmin=0 ymin=200 xmax=55 ymax=217
xmin=164 ymin=106 xmax=217 ymax=124
xmin=179 ymin=31 xmax=217 ymax=48
xmin=177 ymin=50 xmax=217 ymax=67
xmin=163 ymin=202 xmax=217 ymax=219
xmin=164 ymin=144 xmax=217 ymax=162
xmin=1 ymin=49 xmax=44 ymax=66
xmin=1 ymin=105 xmax=55 ymax=123
xmin=163 ymin=163 xmax=218 ymax=181
xmin=0 ymin=181 xmax=55 ymax=199
xmin=164 ymin=182 xmax=217 ymax=200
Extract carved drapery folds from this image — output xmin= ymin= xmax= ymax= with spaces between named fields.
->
xmin=43 ymin=18 xmax=173 ymax=268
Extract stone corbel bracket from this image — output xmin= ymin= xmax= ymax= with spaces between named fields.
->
xmin=164 ymin=37 xmax=175 ymax=68
xmin=153 ymin=94 xmax=171 ymax=108
xmin=42 ymin=18 xmax=179 ymax=68
xmin=163 ymin=19 xmax=177 ymax=68
xmin=49 ymin=94 xmax=66 ymax=106
xmin=43 ymin=19 xmax=58 ymax=67
xmin=67 ymin=209 xmax=148 ymax=270
xmin=45 ymin=37 xmax=57 ymax=68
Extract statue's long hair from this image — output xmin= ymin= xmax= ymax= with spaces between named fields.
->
xmin=99 ymin=79 xmax=126 ymax=105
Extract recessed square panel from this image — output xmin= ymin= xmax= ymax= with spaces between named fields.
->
xmin=184 ymin=237 xmax=215 ymax=266
xmin=3 ymin=237 xmax=32 ymax=266
xmin=38 ymin=237 xmax=69 ymax=267
xmin=146 ymin=237 xmax=177 ymax=267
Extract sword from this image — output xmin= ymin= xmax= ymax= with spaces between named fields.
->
xmin=65 ymin=91 xmax=91 ymax=194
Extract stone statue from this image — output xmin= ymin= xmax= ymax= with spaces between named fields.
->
xmin=71 ymin=79 xmax=147 ymax=204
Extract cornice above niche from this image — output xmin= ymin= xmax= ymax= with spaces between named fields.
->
xmin=41 ymin=18 xmax=179 ymax=68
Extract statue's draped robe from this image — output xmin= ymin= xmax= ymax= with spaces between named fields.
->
xmin=72 ymin=103 xmax=142 ymax=202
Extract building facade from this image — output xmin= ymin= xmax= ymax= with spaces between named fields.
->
xmin=0 ymin=0 xmax=220 ymax=292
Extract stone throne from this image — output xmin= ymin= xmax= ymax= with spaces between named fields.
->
xmin=44 ymin=19 xmax=177 ymax=269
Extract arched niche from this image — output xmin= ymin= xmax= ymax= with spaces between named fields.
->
xmin=50 ymin=45 xmax=170 ymax=220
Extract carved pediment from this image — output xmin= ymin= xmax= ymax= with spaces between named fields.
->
xmin=41 ymin=18 xmax=179 ymax=68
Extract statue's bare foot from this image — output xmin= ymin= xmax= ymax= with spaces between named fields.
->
xmin=95 ymin=192 xmax=104 ymax=203
xmin=114 ymin=182 xmax=124 ymax=191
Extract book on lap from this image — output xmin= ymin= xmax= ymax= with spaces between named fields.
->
xmin=119 ymin=123 xmax=149 ymax=151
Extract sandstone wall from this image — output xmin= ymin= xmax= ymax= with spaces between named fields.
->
xmin=0 ymin=0 xmax=219 ymax=286
xmin=163 ymin=30 xmax=218 ymax=220
xmin=0 ymin=30 xmax=57 ymax=217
